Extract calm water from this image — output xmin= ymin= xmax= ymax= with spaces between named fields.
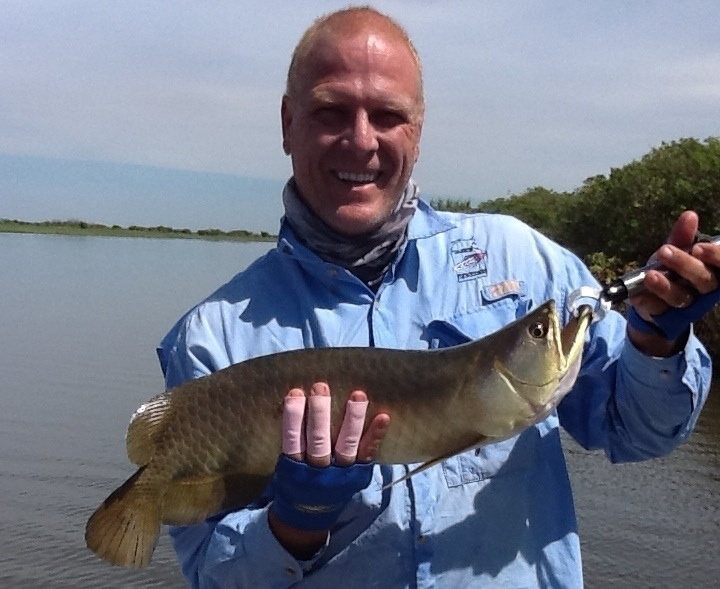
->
xmin=0 ymin=233 xmax=717 ymax=588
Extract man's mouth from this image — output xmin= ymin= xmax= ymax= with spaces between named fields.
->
xmin=336 ymin=171 xmax=379 ymax=184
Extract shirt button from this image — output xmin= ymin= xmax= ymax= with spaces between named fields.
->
xmin=285 ymin=567 xmax=296 ymax=577
xmin=417 ymin=535 xmax=426 ymax=544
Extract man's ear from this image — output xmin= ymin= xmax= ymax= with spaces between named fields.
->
xmin=414 ymin=126 xmax=422 ymax=163
xmin=281 ymin=96 xmax=292 ymax=155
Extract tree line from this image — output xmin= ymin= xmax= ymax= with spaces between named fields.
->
xmin=432 ymin=137 xmax=720 ymax=357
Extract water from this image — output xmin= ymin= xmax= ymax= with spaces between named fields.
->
xmin=0 ymin=233 xmax=717 ymax=588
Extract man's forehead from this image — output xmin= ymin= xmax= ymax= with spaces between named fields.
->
xmin=309 ymin=28 xmax=409 ymax=67
xmin=299 ymin=30 xmax=421 ymax=96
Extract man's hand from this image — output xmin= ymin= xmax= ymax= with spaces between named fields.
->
xmin=268 ymin=383 xmax=390 ymax=559
xmin=627 ymin=210 xmax=720 ymax=356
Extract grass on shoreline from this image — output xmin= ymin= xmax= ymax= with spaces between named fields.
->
xmin=0 ymin=218 xmax=276 ymax=242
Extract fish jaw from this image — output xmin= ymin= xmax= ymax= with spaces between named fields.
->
xmin=486 ymin=301 xmax=592 ymax=433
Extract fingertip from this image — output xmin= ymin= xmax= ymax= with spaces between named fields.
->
xmin=349 ymin=390 xmax=367 ymax=402
xmin=357 ymin=413 xmax=391 ymax=461
xmin=372 ymin=413 xmax=391 ymax=433
xmin=680 ymin=210 xmax=698 ymax=223
xmin=311 ymin=382 xmax=330 ymax=396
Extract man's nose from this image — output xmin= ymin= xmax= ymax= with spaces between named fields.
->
xmin=348 ymin=110 xmax=379 ymax=152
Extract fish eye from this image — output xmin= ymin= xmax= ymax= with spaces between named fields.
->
xmin=528 ymin=321 xmax=548 ymax=339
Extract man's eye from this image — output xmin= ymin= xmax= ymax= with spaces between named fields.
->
xmin=314 ymin=107 xmax=346 ymax=125
xmin=372 ymin=110 xmax=407 ymax=128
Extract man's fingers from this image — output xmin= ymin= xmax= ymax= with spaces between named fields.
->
xmin=306 ymin=382 xmax=332 ymax=467
xmin=282 ymin=389 xmax=306 ymax=461
xmin=692 ymin=242 xmax=720 ymax=294
xmin=357 ymin=413 xmax=390 ymax=463
xmin=666 ymin=210 xmax=698 ymax=249
xmin=334 ymin=391 xmax=369 ymax=466
xmin=281 ymin=384 xmax=388 ymax=468
xmin=650 ymin=244 xmax=716 ymax=301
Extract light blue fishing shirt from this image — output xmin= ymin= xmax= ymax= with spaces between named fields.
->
xmin=157 ymin=198 xmax=711 ymax=589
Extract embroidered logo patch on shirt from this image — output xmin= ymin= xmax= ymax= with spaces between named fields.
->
xmin=450 ymin=239 xmax=488 ymax=282
xmin=485 ymin=279 xmax=523 ymax=300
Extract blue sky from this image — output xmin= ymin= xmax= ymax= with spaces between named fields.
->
xmin=1 ymin=0 xmax=718 ymax=232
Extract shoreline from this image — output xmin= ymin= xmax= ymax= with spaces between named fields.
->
xmin=0 ymin=219 xmax=276 ymax=243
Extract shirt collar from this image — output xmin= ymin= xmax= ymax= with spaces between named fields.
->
xmin=407 ymin=198 xmax=456 ymax=240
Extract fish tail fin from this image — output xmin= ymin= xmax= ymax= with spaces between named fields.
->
xmin=85 ymin=466 xmax=160 ymax=568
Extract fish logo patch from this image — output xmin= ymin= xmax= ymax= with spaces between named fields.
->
xmin=451 ymin=239 xmax=487 ymax=282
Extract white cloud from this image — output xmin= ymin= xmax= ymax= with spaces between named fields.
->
xmin=1 ymin=0 xmax=719 ymax=210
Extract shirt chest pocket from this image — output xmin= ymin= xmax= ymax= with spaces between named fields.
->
xmin=423 ymin=283 xmax=532 ymax=349
xmin=423 ymin=285 xmax=537 ymax=485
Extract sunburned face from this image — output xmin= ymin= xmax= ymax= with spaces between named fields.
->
xmin=281 ymin=26 xmax=424 ymax=236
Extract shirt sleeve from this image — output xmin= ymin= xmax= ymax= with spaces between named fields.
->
xmin=558 ymin=310 xmax=712 ymax=462
xmin=168 ymin=507 xmax=316 ymax=589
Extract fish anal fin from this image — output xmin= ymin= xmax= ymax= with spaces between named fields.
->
xmin=160 ymin=472 xmax=272 ymax=525
xmin=161 ymin=473 xmax=226 ymax=525
xmin=85 ymin=466 xmax=161 ymax=568
xmin=126 ymin=395 xmax=170 ymax=466
xmin=383 ymin=437 xmax=491 ymax=489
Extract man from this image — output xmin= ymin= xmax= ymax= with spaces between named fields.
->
xmin=157 ymin=7 xmax=719 ymax=588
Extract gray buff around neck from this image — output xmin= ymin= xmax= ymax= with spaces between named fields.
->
xmin=282 ymin=179 xmax=419 ymax=290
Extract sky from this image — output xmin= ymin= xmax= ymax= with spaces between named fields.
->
xmin=1 ymin=0 xmax=719 ymax=233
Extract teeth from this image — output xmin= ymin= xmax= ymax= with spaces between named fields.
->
xmin=337 ymin=171 xmax=377 ymax=183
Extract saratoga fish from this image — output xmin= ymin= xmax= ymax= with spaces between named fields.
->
xmin=85 ymin=300 xmax=592 ymax=568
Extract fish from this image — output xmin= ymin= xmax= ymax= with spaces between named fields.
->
xmin=85 ymin=299 xmax=592 ymax=568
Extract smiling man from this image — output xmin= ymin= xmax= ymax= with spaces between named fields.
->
xmin=281 ymin=13 xmax=423 ymax=237
xmin=158 ymin=6 xmax=719 ymax=588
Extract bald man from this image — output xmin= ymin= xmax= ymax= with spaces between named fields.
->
xmin=158 ymin=7 xmax=719 ymax=588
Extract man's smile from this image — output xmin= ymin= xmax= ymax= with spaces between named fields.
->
xmin=335 ymin=171 xmax=380 ymax=184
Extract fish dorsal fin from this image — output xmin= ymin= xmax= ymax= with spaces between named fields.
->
xmin=126 ymin=394 xmax=170 ymax=466
xmin=384 ymin=436 xmax=491 ymax=488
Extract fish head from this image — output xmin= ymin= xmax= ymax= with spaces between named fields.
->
xmin=491 ymin=300 xmax=592 ymax=419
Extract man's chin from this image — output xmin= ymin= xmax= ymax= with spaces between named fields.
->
xmin=325 ymin=207 xmax=388 ymax=237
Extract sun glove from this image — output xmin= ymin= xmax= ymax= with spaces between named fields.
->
xmin=627 ymin=287 xmax=720 ymax=340
xmin=270 ymin=455 xmax=375 ymax=531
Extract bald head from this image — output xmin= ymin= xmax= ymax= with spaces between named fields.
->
xmin=286 ymin=6 xmax=424 ymax=114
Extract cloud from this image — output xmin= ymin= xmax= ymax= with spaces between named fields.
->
xmin=1 ymin=0 xmax=718 ymax=216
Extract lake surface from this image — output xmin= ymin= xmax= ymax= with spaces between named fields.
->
xmin=0 ymin=233 xmax=717 ymax=588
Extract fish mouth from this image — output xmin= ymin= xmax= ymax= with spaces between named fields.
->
xmin=560 ymin=304 xmax=593 ymax=361
xmin=493 ymin=357 xmax=557 ymax=389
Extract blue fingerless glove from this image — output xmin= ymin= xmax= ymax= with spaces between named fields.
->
xmin=270 ymin=455 xmax=375 ymax=531
xmin=627 ymin=287 xmax=720 ymax=340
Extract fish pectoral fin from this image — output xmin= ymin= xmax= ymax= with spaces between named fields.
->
xmin=161 ymin=472 xmax=272 ymax=525
xmin=383 ymin=437 xmax=490 ymax=489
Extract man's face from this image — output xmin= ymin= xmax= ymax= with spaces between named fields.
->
xmin=281 ymin=27 xmax=423 ymax=236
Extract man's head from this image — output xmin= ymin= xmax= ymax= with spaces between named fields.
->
xmin=281 ymin=7 xmax=424 ymax=236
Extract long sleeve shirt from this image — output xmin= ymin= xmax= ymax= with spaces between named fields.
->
xmin=157 ymin=199 xmax=711 ymax=588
